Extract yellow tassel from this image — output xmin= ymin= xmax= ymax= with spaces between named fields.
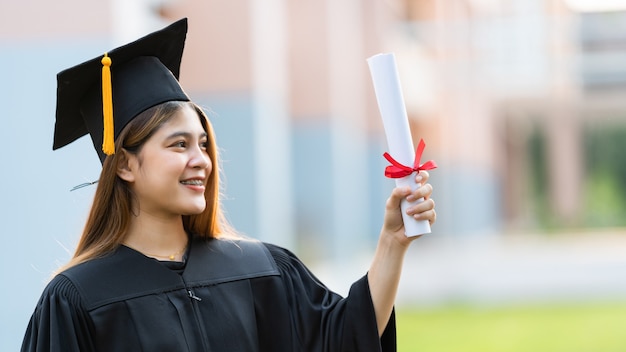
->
xmin=101 ymin=53 xmax=115 ymax=155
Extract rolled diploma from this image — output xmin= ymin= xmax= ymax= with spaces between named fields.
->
xmin=367 ymin=53 xmax=430 ymax=236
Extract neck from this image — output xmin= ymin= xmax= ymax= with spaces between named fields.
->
xmin=123 ymin=211 xmax=189 ymax=261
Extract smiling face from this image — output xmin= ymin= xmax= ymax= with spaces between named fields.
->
xmin=118 ymin=104 xmax=212 ymax=219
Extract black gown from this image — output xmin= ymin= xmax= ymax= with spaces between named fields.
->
xmin=21 ymin=235 xmax=396 ymax=351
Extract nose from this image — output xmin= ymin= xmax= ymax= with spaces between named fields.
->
xmin=189 ymin=145 xmax=211 ymax=170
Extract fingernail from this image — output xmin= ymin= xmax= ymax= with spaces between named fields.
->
xmin=416 ymin=175 xmax=423 ymax=183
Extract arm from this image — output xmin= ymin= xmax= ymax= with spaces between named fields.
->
xmin=266 ymin=243 xmax=397 ymax=351
xmin=21 ymin=275 xmax=95 ymax=352
xmin=367 ymin=171 xmax=436 ymax=336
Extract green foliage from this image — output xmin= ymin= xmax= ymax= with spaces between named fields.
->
xmin=583 ymin=123 xmax=626 ymax=228
xmin=397 ymin=302 xmax=626 ymax=352
xmin=584 ymin=123 xmax=626 ymax=194
xmin=526 ymin=122 xmax=626 ymax=229
xmin=583 ymin=169 xmax=626 ymax=227
xmin=528 ymin=124 xmax=548 ymax=200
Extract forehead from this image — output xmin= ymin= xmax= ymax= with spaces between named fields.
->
xmin=157 ymin=105 xmax=206 ymax=135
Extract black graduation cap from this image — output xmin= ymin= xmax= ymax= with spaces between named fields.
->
xmin=53 ymin=18 xmax=190 ymax=163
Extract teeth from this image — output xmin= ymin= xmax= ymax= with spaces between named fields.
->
xmin=180 ymin=180 xmax=203 ymax=185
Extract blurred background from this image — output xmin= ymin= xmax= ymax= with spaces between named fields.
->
xmin=2 ymin=0 xmax=626 ymax=351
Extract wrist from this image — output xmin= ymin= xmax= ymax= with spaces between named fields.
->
xmin=377 ymin=230 xmax=411 ymax=260
xmin=380 ymin=228 xmax=412 ymax=250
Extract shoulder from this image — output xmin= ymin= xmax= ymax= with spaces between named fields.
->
xmin=261 ymin=242 xmax=310 ymax=269
xmin=190 ymin=238 xmax=315 ymax=285
xmin=183 ymin=237 xmax=280 ymax=284
xmin=260 ymin=242 xmax=328 ymax=288
xmin=30 ymin=274 xmax=86 ymax=320
xmin=40 ymin=274 xmax=83 ymax=305
xmin=262 ymin=242 xmax=300 ymax=266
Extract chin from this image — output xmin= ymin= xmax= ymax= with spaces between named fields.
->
xmin=181 ymin=202 xmax=207 ymax=215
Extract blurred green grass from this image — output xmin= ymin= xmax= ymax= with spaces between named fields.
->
xmin=397 ymin=301 xmax=626 ymax=352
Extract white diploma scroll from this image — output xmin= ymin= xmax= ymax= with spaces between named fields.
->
xmin=367 ymin=53 xmax=431 ymax=236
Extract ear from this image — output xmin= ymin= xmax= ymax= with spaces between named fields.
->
xmin=116 ymin=149 xmax=136 ymax=183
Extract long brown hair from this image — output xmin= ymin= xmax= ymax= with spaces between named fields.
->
xmin=59 ymin=101 xmax=234 ymax=272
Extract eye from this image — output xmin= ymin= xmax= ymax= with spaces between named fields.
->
xmin=200 ymin=140 xmax=208 ymax=150
xmin=171 ymin=140 xmax=187 ymax=148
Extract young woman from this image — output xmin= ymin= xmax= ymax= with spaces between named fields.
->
xmin=22 ymin=18 xmax=436 ymax=352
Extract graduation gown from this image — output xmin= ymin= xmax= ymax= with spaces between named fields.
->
xmin=22 ymin=236 xmax=396 ymax=351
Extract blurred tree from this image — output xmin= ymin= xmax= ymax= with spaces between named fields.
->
xmin=583 ymin=123 xmax=626 ymax=227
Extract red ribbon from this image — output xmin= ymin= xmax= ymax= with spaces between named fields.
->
xmin=383 ymin=139 xmax=437 ymax=178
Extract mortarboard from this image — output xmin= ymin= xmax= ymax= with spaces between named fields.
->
xmin=53 ymin=18 xmax=190 ymax=163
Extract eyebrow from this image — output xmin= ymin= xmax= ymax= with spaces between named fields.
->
xmin=165 ymin=131 xmax=208 ymax=140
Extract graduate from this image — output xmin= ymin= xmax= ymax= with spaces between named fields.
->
xmin=21 ymin=18 xmax=436 ymax=351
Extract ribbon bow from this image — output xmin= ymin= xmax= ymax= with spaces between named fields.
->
xmin=383 ymin=139 xmax=437 ymax=178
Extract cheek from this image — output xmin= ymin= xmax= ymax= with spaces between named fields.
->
xmin=140 ymin=153 xmax=185 ymax=180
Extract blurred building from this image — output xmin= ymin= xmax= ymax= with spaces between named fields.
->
xmin=3 ymin=0 xmax=626 ymax=256
xmin=400 ymin=0 xmax=626 ymax=231
xmin=4 ymin=0 xmax=626 ymax=257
